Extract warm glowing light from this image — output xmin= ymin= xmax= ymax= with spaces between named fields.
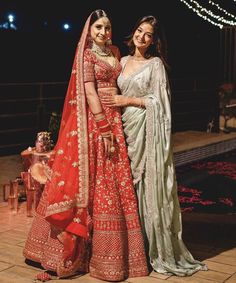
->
xmin=179 ymin=0 xmax=236 ymax=29
xmin=209 ymin=0 xmax=236 ymax=20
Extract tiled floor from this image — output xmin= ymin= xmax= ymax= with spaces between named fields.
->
xmin=0 ymin=202 xmax=235 ymax=283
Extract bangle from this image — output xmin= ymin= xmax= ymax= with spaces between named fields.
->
xmin=101 ymin=131 xmax=111 ymax=139
xmin=139 ymin=98 xmax=143 ymax=108
xmin=93 ymin=111 xmax=111 ymax=138
xmin=139 ymin=98 xmax=146 ymax=108
xmin=93 ymin=112 xmax=105 ymax=121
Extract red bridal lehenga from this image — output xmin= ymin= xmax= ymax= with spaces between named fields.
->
xmin=23 ymin=13 xmax=148 ymax=282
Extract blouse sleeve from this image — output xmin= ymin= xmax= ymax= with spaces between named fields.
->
xmin=83 ymin=49 xmax=96 ymax=82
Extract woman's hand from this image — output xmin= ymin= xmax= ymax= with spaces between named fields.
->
xmin=102 ymin=133 xmax=115 ymax=158
xmin=102 ymin=95 xmax=129 ymax=107
xmin=102 ymin=138 xmax=112 ymax=158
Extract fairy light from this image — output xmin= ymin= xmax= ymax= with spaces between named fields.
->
xmin=186 ymin=0 xmax=236 ymax=26
xmin=179 ymin=0 xmax=223 ymax=28
xmin=179 ymin=0 xmax=236 ymax=28
xmin=208 ymin=0 xmax=236 ymax=20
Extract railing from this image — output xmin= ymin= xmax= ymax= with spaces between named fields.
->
xmin=0 ymin=78 xmax=219 ymax=156
xmin=0 ymin=81 xmax=67 ymax=156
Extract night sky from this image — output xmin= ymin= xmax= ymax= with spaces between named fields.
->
xmin=0 ymin=0 xmax=235 ymax=83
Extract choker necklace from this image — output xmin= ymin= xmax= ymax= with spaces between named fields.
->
xmin=91 ymin=42 xmax=112 ymax=57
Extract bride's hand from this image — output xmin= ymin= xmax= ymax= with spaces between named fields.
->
xmin=102 ymin=95 xmax=129 ymax=107
xmin=103 ymin=137 xmax=111 ymax=158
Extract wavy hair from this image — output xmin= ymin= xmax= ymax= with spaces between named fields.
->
xmin=125 ymin=15 xmax=169 ymax=69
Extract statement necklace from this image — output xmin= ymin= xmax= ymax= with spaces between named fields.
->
xmin=91 ymin=42 xmax=112 ymax=57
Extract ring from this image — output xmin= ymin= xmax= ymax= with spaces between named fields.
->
xmin=110 ymin=146 xmax=115 ymax=153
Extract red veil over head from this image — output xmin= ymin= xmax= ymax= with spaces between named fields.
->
xmin=42 ymin=14 xmax=93 ymax=275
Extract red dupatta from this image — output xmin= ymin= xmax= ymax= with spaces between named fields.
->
xmin=41 ymin=15 xmax=92 ymax=276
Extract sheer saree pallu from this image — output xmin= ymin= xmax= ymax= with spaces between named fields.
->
xmin=119 ymin=56 xmax=207 ymax=276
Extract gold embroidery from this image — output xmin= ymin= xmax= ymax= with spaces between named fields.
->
xmin=57 ymin=149 xmax=64 ymax=155
xmin=58 ymin=181 xmax=65 ymax=187
xmin=72 ymin=161 xmax=79 ymax=167
xmin=46 ymin=199 xmax=75 ymax=216
xmin=69 ymin=130 xmax=77 ymax=136
xmin=73 ymin=217 xmax=81 ymax=223
xmin=68 ymin=99 xmax=76 ymax=105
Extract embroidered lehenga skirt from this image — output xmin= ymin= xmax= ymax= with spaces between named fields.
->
xmin=23 ymin=87 xmax=148 ymax=281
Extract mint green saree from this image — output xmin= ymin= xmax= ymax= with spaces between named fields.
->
xmin=118 ymin=56 xmax=207 ymax=276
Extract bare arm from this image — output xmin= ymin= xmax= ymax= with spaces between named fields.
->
xmin=101 ymin=95 xmax=146 ymax=108
xmin=84 ymin=81 xmax=103 ymax=114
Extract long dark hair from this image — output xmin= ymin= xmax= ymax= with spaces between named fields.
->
xmin=125 ymin=15 xmax=169 ymax=68
xmin=90 ymin=9 xmax=109 ymax=25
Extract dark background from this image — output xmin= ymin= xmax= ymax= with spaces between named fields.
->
xmin=0 ymin=0 xmax=233 ymax=83
xmin=1 ymin=0 xmax=234 ymax=155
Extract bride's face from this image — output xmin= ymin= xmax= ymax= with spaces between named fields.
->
xmin=90 ymin=17 xmax=112 ymax=47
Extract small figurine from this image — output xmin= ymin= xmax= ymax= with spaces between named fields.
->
xmin=35 ymin=132 xmax=52 ymax=153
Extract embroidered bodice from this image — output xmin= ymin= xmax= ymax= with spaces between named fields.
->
xmin=83 ymin=48 xmax=121 ymax=87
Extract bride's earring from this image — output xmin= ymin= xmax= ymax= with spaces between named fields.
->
xmin=106 ymin=37 xmax=112 ymax=46
xmin=106 ymin=31 xmax=112 ymax=46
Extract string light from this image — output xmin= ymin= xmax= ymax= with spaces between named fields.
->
xmin=184 ymin=0 xmax=236 ymax=26
xmin=208 ymin=0 xmax=236 ymax=20
xmin=179 ymin=0 xmax=236 ymax=29
xmin=179 ymin=0 xmax=223 ymax=28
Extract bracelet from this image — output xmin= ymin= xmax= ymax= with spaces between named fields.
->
xmin=93 ymin=111 xmax=111 ymax=138
xmin=93 ymin=111 xmax=105 ymax=121
xmin=139 ymin=98 xmax=143 ymax=108
xmin=139 ymin=98 xmax=146 ymax=108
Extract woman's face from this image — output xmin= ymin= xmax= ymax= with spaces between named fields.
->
xmin=90 ymin=17 xmax=112 ymax=47
xmin=133 ymin=22 xmax=154 ymax=50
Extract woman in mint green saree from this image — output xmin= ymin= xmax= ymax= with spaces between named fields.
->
xmin=102 ymin=15 xmax=207 ymax=276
